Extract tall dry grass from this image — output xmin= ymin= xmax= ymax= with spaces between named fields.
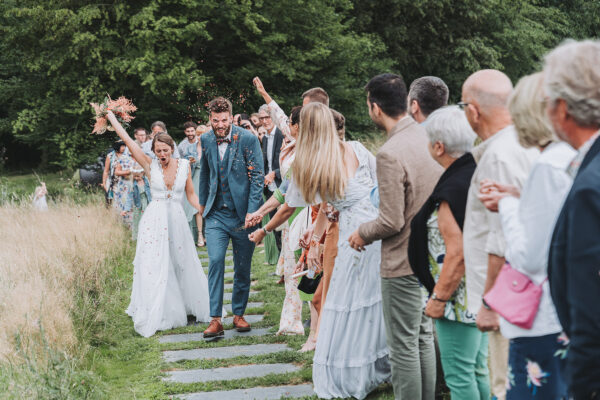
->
xmin=0 ymin=201 xmax=128 ymax=362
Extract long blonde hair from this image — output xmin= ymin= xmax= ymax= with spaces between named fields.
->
xmin=293 ymin=103 xmax=346 ymax=203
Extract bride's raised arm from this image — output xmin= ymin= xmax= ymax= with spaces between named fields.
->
xmin=106 ymin=110 xmax=151 ymax=172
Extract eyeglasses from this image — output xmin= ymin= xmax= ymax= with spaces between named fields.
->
xmin=258 ymin=116 xmax=271 ymax=121
xmin=457 ymin=102 xmax=470 ymax=110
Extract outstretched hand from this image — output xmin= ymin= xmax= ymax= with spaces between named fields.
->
xmin=245 ymin=211 xmax=263 ymax=228
xmin=253 ymin=77 xmax=267 ymax=96
xmin=248 ymin=228 xmax=266 ymax=244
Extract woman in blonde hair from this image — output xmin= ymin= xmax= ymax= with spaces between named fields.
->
xmin=286 ymin=103 xmax=390 ymax=399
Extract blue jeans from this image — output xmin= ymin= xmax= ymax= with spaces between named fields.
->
xmin=205 ymin=208 xmax=255 ymax=317
xmin=436 ymin=318 xmax=490 ymax=400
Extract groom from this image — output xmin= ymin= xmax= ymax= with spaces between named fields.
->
xmin=198 ymin=97 xmax=264 ymax=338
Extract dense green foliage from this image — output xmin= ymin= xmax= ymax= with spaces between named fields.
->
xmin=0 ymin=0 xmax=598 ymax=170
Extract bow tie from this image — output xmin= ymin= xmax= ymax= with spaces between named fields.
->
xmin=216 ymin=137 xmax=231 ymax=145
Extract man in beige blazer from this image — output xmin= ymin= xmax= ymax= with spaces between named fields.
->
xmin=349 ymin=73 xmax=443 ymax=399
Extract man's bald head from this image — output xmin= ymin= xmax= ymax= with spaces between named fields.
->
xmin=462 ymin=69 xmax=513 ymax=113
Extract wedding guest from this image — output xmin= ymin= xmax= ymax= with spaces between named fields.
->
xmin=179 ymin=121 xmax=205 ymax=246
xmin=408 ymin=106 xmax=488 ymax=399
xmin=133 ymin=127 xmax=148 ymax=144
xmin=302 ymin=87 xmax=329 ymax=106
xmin=478 ymin=72 xmax=576 ymax=400
xmin=348 ymin=73 xmax=441 ymax=400
xmin=233 ymin=113 xmax=241 ymax=126
xmin=258 ymin=104 xmax=285 ymax=250
xmin=142 ymin=121 xmax=181 ymax=159
xmin=110 ymin=141 xmax=134 ymax=227
xmin=247 ymin=106 xmax=305 ymax=336
xmin=371 ymin=77 xmax=449 ymax=209
xmin=196 ymin=124 xmax=210 ymax=136
xmin=123 ymin=170 xmax=152 ymax=240
xmin=286 ymin=103 xmax=390 ymax=399
xmin=250 ymin=113 xmax=261 ymax=128
xmin=256 ymin=126 xmax=267 ymax=144
xmin=408 ymin=76 xmax=450 ymax=124
xmin=544 ymin=40 xmax=600 ymax=400
xmin=32 ymin=182 xmax=48 ymax=211
xmin=460 ymin=69 xmax=539 ymax=400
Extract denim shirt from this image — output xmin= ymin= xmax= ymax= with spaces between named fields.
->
xmin=125 ymin=176 xmax=152 ymax=211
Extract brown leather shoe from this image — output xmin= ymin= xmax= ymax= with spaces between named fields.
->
xmin=203 ymin=318 xmax=224 ymax=338
xmin=233 ymin=315 xmax=251 ymax=332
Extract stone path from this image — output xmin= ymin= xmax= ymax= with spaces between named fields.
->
xmin=157 ymin=245 xmax=313 ymax=399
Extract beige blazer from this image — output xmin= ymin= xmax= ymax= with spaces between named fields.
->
xmin=359 ymin=117 xmax=443 ymax=278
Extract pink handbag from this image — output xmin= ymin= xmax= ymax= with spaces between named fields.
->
xmin=483 ymin=263 xmax=546 ymax=330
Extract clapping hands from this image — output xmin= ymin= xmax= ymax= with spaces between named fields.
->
xmin=477 ymin=179 xmax=521 ymax=212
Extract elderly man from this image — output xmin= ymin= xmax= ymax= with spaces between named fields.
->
xmin=141 ymin=120 xmax=181 ymax=159
xmin=460 ymin=70 xmax=539 ymax=400
xmin=545 ymin=40 xmax=600 ymax=400
xmin=408 ymin=76 xmax=450 ymax=124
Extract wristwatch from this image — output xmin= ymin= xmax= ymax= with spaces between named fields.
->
xmin=262 ymin=226 xmax=272 ymax=235
xmin=431 ymin=292 xmax=448 ymax=302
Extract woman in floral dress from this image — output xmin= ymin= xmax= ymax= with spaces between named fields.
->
xmin=111 ymin=141 xmax=134 ymax=227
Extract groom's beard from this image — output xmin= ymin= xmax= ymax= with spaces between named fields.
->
xmin=212 ymin=124 xmax=231 ymax=138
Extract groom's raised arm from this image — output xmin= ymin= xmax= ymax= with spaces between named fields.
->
xmin=244 ymin=135 xmax=265 ymax=214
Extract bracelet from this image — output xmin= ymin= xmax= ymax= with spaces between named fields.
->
xmin=482 ymin=298 xmax=492 ymax=310
xmin=431 ymin=292 xmax=448 ymax=302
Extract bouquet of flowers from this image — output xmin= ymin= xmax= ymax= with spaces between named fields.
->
xmin=90 ymin=95 xmax=137 ymax=134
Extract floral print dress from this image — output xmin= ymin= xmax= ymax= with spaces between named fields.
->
xmin=112 ymin=153 xmax=133 ymax=228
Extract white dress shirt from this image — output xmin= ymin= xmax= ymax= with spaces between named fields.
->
xmin=463 ymin=126 xmax=539 ymax=314
xmin=266 ymin=127 xmax=277 ymax=192
xmin=497 ymin=141 xmax=575 ymax=338
xmin=217 ymin=132 xmax=231 ymax=161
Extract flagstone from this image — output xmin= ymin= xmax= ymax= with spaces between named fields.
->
xmin=176 ymin=385 xmax=315 ymax=400
xmin=162 ymin=343 xmax=290 ymax=362
xmin=224 ymin=302 xmax=263 ymax=313
xmin=163 ymin=363 xmax=300 ymax=384
xmin=158 ymin=328 xmax=271 ymax=344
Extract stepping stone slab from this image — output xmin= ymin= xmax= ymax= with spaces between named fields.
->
xmin=224 ymin=281 xmax=257 ymax=290
xmin=164 ymin=363 xmax=300 ymax=384
xmin=224 ymin=302 xmax=263 ymax=313
xmin=223 ymin=291 xmax=258 ymax=301
xmin=162 ymin=343 xmax=290 ymax=362
xmin=222 ymin=314 xmax=263 ymax=325
xmin=159 ymin=328 xmax=271 ymax=344
xmin=176 ymin=385 xmax=315 ymax=400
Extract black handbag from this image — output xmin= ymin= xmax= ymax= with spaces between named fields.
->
xmin=297 ymin=272 xmax=322 ymax=294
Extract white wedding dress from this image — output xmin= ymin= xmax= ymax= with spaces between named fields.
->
xmin=126 ymin=158 xmax=211 ymax=337
xmin=287 ymin=142 xmax=391 ymax=399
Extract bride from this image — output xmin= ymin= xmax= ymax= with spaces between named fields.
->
xmin=107 ymin=111 xmax=211 ymax=337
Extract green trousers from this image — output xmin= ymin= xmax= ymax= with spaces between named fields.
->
xmin=436 ymin=318 xmax=490 ymax=400
xmin=382 ymin=275 xmax=436 ymax=399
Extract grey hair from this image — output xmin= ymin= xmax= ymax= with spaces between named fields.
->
xmin=425 ymin=106 xmax=477 ymax=158
xmin=258 ymin=104 xmax=269 ymax=114
xmin=408 ymin=76 xmax=449 ymax=117
xmin=543 ymin=39 xmax=600 ymax=127
xmin=150 ymin=120 xmax=167 ymax=134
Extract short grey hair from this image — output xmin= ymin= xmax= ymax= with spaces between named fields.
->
xmin=425 ymin=106 xmax=477 ymax=158
xmin=258 ymin=104 xmax=269 ymax=114
xmin=150 ymin=120 xmax=167 ymax=134
xmin=408 ymin=76 xmax=449 ymax=117
xmin=543 ymin=39 xmax=600 ymax=127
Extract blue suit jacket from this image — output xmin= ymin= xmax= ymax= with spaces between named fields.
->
xmin=198 ymin=125 xmax=264 ymax=221
xmin=548 ymin=136 xmax=600 ymax=399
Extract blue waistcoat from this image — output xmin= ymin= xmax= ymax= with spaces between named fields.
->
xmin=214 ymin=146 xmax=235 ymax=211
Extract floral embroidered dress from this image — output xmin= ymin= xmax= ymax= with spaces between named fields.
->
xmin=112 ymin=153 xmax=134 ymax=228
xmin=425 ymin=210 xmax=476 ymax=323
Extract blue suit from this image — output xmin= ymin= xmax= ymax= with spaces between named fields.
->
xmin=198 ymin=125 xmax=264 ymax=317
xmin=548 ymin=136 xmax=600 ymax=400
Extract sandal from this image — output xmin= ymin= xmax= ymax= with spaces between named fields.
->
xmin=299 ymin=331 xmax=317 ymax=352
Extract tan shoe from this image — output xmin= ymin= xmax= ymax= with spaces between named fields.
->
xmin=203 ymin=318 xmax=224 ymax=338
xmin=233 ymin=315 xmax=251 ymax=332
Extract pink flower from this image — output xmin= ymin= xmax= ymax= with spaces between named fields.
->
xmin=526 ymin=360 xmax=549 ymax=387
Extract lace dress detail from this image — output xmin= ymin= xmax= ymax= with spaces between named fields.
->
xmin=126 ymin=158 xmax=211 ymax=337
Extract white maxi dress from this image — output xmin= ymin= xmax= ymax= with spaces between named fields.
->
xmin=126 ymin=158 xmax=211 ymax=337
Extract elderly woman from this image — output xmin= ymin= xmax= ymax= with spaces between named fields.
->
xmin=478 ymin=72 xmax=576 ymax=399
xmin=408 ymin=106 xmax=488 ymax=400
